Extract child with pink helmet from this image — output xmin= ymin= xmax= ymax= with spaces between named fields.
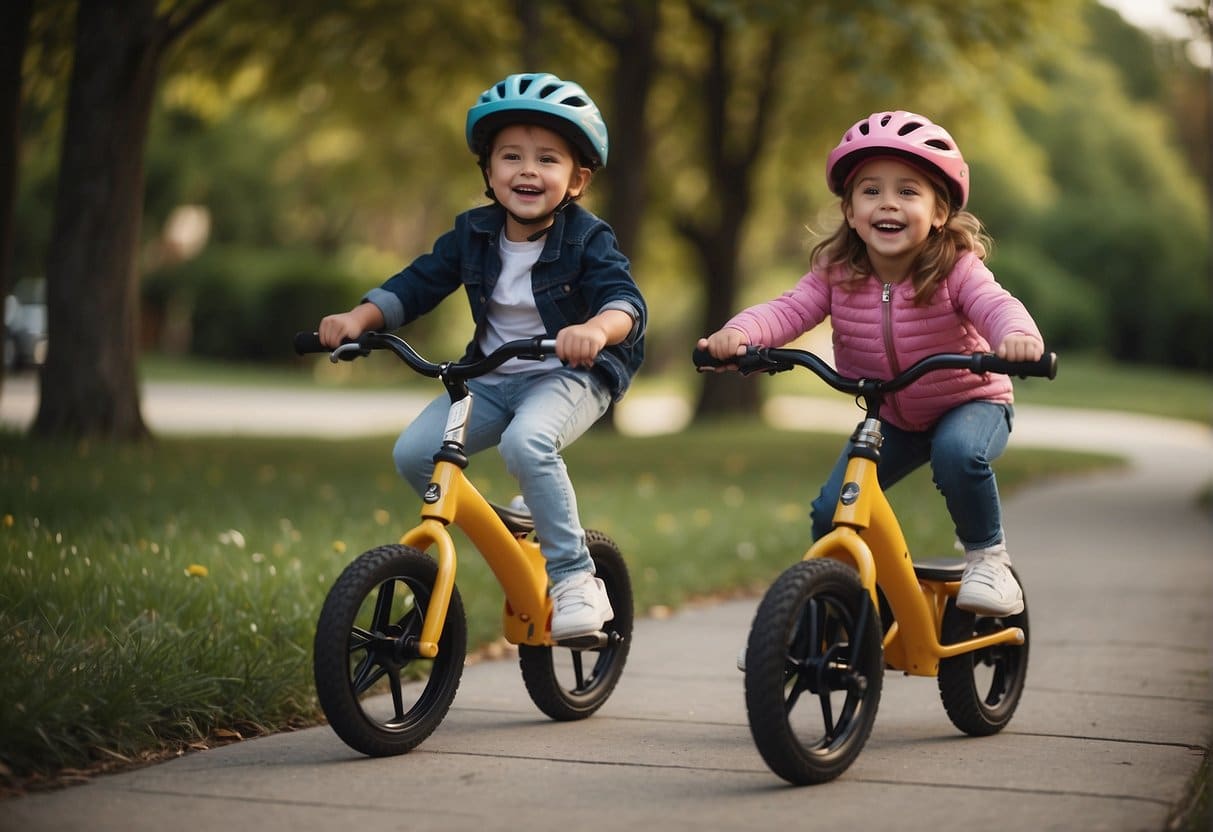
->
xmin=699 ymin=110 xmax=1044 ymax=621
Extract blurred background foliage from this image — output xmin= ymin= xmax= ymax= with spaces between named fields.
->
xmin=13 ymin=0 xmax=1211 ymax=374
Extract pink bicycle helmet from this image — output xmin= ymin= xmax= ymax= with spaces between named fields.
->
xmin=825 ymin=110 xmax=969 ymax=208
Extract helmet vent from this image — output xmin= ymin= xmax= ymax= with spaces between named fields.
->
xmin=858 ymin=123 xmax=870 ymax=135
xmin=878 ymin=114 xmax=892 ymax=127
xmin=540 ymin=83 xmax=562 ymax=98
xmin=925 ymin=138 xmax=952 ymax=150
xmin=897 ymin=121 xmax=923 ymax=136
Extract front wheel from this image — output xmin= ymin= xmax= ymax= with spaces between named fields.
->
xmin=937 ymin=571 xmax=1029 ymax=736
xmin=744 ymin=559 xmax=884 ymax=785
xmin=313 ymin=544 xmax=467 ymax=756
xmin=518 ymin=530 xmax=633 ymax=721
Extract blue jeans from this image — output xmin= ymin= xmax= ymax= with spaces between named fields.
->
xmin=810 ymin=401 xmax=1013 ymax=552
xmin=392 ymin=367 xmax=611 ymax=584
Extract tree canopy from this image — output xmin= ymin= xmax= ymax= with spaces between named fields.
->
xmin=10 ymin=0 xmax=1211 ymax=437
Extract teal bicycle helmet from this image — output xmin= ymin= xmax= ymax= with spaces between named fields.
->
xmin=466 ymin=73 xmax=609 ymax=170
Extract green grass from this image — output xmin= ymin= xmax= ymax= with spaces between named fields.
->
xmin=0 ymin=423 xmax=1116 ymax=785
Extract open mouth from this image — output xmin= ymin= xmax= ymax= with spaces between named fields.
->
xmin=873 ymin=221 xmax=905 ymax=233
xmin=513 ymin=185 xmax=543 ymax=196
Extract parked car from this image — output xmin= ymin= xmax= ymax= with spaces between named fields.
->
xmin=5 ymin=292 xmax=48 ymax=370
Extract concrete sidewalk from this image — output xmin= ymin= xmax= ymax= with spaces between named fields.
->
xmin=2 ymin=385 xmax=1211 ymax=831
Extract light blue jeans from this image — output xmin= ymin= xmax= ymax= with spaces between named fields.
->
xmin=810 ymin=401 xmax=1013 ymax=553
xmin=392 ymin=367 xmax=611 ymax=584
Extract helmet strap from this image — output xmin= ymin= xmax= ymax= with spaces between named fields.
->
xmin=522 ymin=194 xmax=577 ymax=241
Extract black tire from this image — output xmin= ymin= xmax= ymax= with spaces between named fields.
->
xmin=313 ymin=544 xmax=467 ymax=756
xmin=744 ymin=559 xmax=884 ymax=785
xmin=937 ymin=571 xmax=1029 ymax=736
xmin=518 ymin=530 xmax=633 ymax=721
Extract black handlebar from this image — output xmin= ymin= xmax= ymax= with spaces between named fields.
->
xmin=295 ymin=331 xmax=558 ymax=382
xmin=692 ymin=346 xmax=1056 ymax=397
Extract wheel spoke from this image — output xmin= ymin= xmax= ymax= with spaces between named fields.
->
xmin=835 ymin=688 xmax=859 ymax=728
xmin=802 ymin=598 xmax=822 ymax=660
xmin=985 ymin=659 xmax=1008 ymax=706
xmin=349 ymin=626 xmax=374 ymax=652
xmin=848 ymin=592 xmax=871 ymax=669
xmin=351 ymin=652 xmax=387 ymax=695
xmin=371 ymin=579 xmax=397 ymax=631
xmin=784 ymin=597 xmax=824 ymax=717
xmin=393 ymin=584 xmax=422 ymax=632
xmin=398 ymin=605 xmax=423 ymax=639
xmin=817 ymin=688 xmax=836 ymax=735
xmin=784 ymin=682 xmax=803 ymax=713
xmin=568 ymin=649 xmax=587 ymax=689
xmin=388 ymin=667 xmax=405 ymax=721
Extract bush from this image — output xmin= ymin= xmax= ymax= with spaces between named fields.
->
xmin=987 ymin=242 xmax=1107 ymax=353
xmin=143 ymin=246 xmax=365 ymax=361
xmin=1033 ymin=199 xmax=1211 ymax=370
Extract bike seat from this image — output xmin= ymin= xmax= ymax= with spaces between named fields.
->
xmin=912 ymin=558 xmax=966 ymax=581
xmin=491 ymin=503 xmax=536 ymax=536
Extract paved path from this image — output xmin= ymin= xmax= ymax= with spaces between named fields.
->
xmin=2 ymin=377 xmax=1211 ymax=832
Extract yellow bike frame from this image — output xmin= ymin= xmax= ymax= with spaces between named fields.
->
xmin=395 ymin=389 xmax=554 ymax=658
xmin=804 ymin=418 xmax=1025 ymax=677
xmin=400 ymin=460 xmax=552 ymax=657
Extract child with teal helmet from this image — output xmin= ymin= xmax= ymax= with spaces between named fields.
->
xmin=465 ymin=72 xmax=610 ymax=240
xmin=318 ymin=73 xmax=645 ymax=639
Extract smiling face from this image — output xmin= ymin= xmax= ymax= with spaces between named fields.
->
xmin=844 ymin=157 xmax=949 ymax=281
xmin=485 ymin=124 xmax=589 ymax=241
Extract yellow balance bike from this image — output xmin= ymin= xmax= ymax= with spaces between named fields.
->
xmin=694 ymin=346 xmax=1056 ymax=785
xmin=297 ymin=331 xmax=633 ymax=757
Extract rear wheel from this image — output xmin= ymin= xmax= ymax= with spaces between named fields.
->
xmin=519 ymin=530 xmax=633 ymax=721
xmin=745 ymin=559 xmax=884 ymax=785
xmin=313 ymin=544 xmax=467 ymax=756
xmin=937 ymin=571 xmax=1029 ymax=736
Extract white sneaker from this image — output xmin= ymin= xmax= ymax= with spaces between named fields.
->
xmin=550 ymin=572 xmax=614 ymax=640
xmin=956 ymin=552 xmax=1024 ymax=616
xmin=736 ymin=646 xmax=747 ymax=672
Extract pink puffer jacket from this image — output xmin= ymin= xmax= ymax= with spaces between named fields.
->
xmin=725 ymin=252 xmax=1044 ymax=431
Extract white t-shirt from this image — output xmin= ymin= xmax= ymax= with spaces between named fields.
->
xmin=477 ymin=233 xmax=560 ymax=374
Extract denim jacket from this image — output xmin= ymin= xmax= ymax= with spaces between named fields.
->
xmin=364 ymin=202 xmax=646 ymax=401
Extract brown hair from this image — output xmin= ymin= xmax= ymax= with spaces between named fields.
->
xmin=809 ymin=176 xmax=993 ymax=304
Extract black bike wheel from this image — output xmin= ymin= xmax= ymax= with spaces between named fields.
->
xmin=313 ymin=544 xmax=467 ymax=756
xmin=745 ymin=559 xmax=884 ymax=785
xmin=518 ymin=530 xmax=633 ymax=721
xmin=937 ymin=571 xmax=1029 ymax=736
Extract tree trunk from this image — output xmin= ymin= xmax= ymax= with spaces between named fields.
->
xmin=677 ymin=11 xmax=785 ymax=420
xmin=599 ymin=2 xmax=657 ymax=263
xmin=554 ymin=0 xmax=658 ymax=257
xmin=33 ymin=0 xmax=167 ymax=440
xmin=686 ymin=178 xmax=762 ymax=419
xmin=0 ymin=0 xmax=35 ymax=396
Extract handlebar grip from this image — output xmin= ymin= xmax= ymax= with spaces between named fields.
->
xmin=692 ymin=346 xmax=790 ymax=376
xmin=692 ymin=347 xmax=724 ymax=369
xmin=973 ymin=351 xmax=1057 ymax=380
xmin=294 ymin=331 xmax=327 ymax=355
xmin=294 ymin=331 xmax=369 ymax=362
